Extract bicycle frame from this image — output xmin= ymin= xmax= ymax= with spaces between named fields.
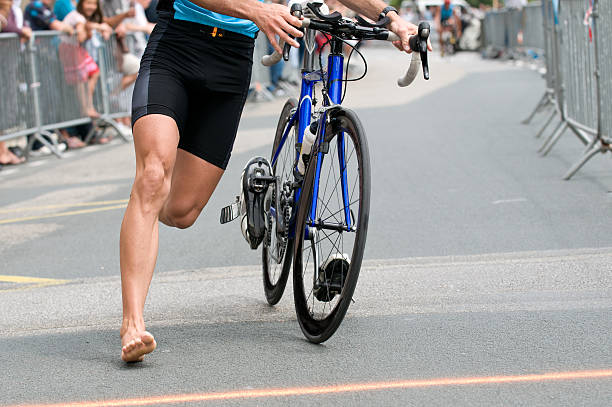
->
xmin=270 ymin=33 xmax=352 ymax=239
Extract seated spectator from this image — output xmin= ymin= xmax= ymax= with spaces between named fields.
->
xmin=25 ymin=0 xmax=74 ymax=34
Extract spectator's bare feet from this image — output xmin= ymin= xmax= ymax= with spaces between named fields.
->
xmin=121 ymin=329 xmax=156 ymax=363
xmin=0 ymin=150 xmax=25 ymax=165
xmin=64 ymin=136 xmax=86 ymax=149
xmin=86 ymin=108 xmax=101 ymax=119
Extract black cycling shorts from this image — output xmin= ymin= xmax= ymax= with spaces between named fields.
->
xmin=132 ymin=12 xmax=255 ymax=169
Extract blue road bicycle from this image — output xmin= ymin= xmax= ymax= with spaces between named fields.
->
xmin=223 ymin=2 xmax=430 ymax=343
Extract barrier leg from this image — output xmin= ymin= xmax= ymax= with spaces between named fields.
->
xmin=537 ymin=120 xmax=566 ymax=154
xmin=567 ymin=124 xmax=592 ymax=146
xmin=563 ymin=141 xmax=608 ymax=180
xmin=102 ymin=118 xmax=131 ymax=142
xmin=522 ymin=92 xmax=550 ymax=124
xmin=26 ymin=130 xmax=64 ymax=159
xmin=535 ymin=109 xmax=557 ymax=138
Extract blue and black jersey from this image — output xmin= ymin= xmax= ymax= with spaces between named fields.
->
xmin=156 ymin=0 xmax=262 ymax=38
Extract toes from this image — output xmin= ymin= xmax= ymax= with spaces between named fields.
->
xmin=141 ymin=332 xmax=155 ymax=345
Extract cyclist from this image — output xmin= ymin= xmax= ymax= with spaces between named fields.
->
xmin=119 ymin=0 xmax=426 ymax=363
xmin=435 ymin=0 xmax=461 ymax=53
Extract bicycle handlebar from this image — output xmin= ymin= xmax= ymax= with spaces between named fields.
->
xmin=261 ymin=17 xmax=431 ymax=88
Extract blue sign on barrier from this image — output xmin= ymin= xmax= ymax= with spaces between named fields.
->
xmin=552 ymin=0 xmax=559 ymax=24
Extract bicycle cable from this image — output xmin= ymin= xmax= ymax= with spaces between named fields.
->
xmin=317 ymin=35 xmax=368 ymax=105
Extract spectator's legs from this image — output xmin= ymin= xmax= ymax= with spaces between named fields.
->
xmin=86 ymin=71 xmax=100 ymax=118
xmin=121 ymin=73 xmax=138 ymax=90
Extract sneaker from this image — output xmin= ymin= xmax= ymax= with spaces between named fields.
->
xmin=29 ymin=143 xmax=67 ymax=157
xmin=114 ymin=122 xmax=133 ymax=138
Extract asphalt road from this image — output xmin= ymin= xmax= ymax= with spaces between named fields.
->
xmin=0 ymin=50 xmax=611 ymax=406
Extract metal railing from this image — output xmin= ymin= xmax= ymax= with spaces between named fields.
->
xmin=494 ymin=0 xmax=610 ymax=180
xmin=482 ymin=3 xmax=545 ymax=58
xmin=1 ymin=29 xmax=286 ymax=162
xmin=0 ymin=31 xmax=132 ymax=159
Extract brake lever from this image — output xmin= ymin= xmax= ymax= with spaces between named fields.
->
xmin=408 ymin=22 xmax=430 ymax=80
xmin=283 ymin=3 xmax=304 ymax=61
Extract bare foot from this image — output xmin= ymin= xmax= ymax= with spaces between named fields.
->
xmin=0 ymin=151 xmax=25 ymax=165
xmin=121 ymin=331 xmax=156 ymax=362
xmin=86 ymin=108 xmax=101 ymax=119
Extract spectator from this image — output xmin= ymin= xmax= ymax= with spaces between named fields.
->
xmin=1 ymin=0 xmax=27 ymax=165
xmin=25 ymin=0 xmax=74 ymax=34
xmin=144 ymin=0 xmax=157 ymax=23
xmin=0 ymin=0 xmax=32 ymax=40
xmin=98 ymin=0 xmax=139 ymax=133
xmin=60 ymin=0 xmax=113 ymax=121
xmin=53 ymin=0 xmax=75 ymax=21
xmin=97 ymin=0 xmax=139 ymax=90
xmin=123 ymin=0 xmax=154 ymax=56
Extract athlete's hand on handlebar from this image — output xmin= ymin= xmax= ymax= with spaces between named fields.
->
xmin=253 ymin=3 xmax=304 ymax=54
xmin=387 ymin=13 xmax=433 ymax=54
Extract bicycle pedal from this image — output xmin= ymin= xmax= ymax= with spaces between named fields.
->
xmin=314 ymin=253 xmax=350 ymax=302
xmin=220 ymin=197 xmax=240 ymax=224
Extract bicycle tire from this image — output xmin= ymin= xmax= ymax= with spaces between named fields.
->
xmin=292 ymin=108 xmax=370 ymax=343
xmin=262 ymin=98 xmax=298 ymax=305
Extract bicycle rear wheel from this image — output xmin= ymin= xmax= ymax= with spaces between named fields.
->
xmin=262 ymin=98 xmax=298 ymax=305
xmin=293 ymin=108 xmax=370 ymax=343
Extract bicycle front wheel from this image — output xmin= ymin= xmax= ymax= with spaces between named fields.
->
xmin=262 ymin=98 xmax=298 ymax=305
xmin=293 ymin=108 xmax=371 ymax=343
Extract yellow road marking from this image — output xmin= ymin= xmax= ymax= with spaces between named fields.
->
xmin=0 ymin=275 xmax=70 ymax=291
xmin=7 ymin=369 xmax=612 ymax=407
xmin=0 ymin=204 xmax=128 ymax=225
xmin=0 ymin=199 xmax=129 ymax=214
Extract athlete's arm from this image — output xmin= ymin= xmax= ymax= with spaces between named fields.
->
xmin=337 ymin=0 xmax=432 ymax=53
xmin=187 ymin=0 xmax=303 ymax=53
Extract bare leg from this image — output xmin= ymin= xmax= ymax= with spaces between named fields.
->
xmin=120 ymin=114 xmax=179 ymax=362
xmin=159 ymin=149 xmax=224 ymax=228
xmin=121 ymin=73 xmax=138 ymax=90
xmin=86 ymin=71 xmax=100 ymax=118
xmin=119 ymin=116 xmax=225 ymax=362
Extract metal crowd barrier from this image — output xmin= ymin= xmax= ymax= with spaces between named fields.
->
xmin=482 ymin=3 xmax=545 ymax=57
xmin=537 ymin=0 xmax=594 ymax=158
xmin=523 ymin=0 xmax=610 ymax=180
xmin=249 ymin=34 xmax=275 ymax=102
xmin=248 ymin=34 xmax=300 ymax=102
xmin=0 ymin=31 xmax=132 ymax=159
xmin=562 ymin=0 xmax=612 ymax=179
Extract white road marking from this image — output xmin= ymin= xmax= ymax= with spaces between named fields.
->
xmin=492 ymin=198 xmax=527 ymax=205
xmin=0 ymin=168 xmax=19 ymax=176
xmin=26 ymin=161 xmax=47 ymax=168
